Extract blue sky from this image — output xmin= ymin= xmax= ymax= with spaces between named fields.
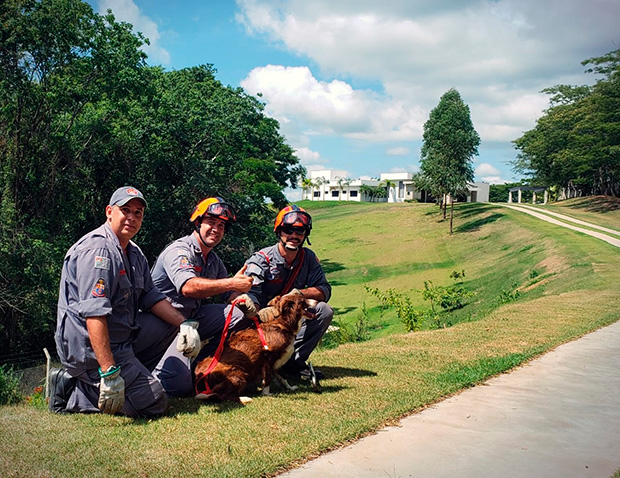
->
xmin=90 ymin=0 xmax=619 ymax=196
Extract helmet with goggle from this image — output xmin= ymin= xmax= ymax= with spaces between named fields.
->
xmin=190 ymin=197 xmax=237 ymax=232
xmin=274 ymin=205 xmax=312 ymax=236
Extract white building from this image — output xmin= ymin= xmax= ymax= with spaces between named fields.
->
xmin=301 ymin=169 xmax=489 ymax=203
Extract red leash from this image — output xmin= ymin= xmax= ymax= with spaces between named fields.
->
xmin=195 ymin=298 xmax=268 ymax=396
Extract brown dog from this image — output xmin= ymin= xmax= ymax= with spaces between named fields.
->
xmin=194 ymin=294 xmax=316 ymax=403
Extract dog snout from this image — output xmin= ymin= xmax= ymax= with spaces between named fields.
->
xmin=303 ymin=299 xmax=319 ymax=319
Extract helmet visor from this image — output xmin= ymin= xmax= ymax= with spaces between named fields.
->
xmin=207 ymin=202 xmax=236 ymax=222
xmin=283 ymin=211 xmax=310 ymax=228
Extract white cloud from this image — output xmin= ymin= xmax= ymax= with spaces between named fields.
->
xmin=97 ymin=0 xmax=171 ymax=65
xmin=237 ymin=0 xmax=620 ymax=149
xmin=476 ymin=163 xmax=510 ymax=184
xmin=241 ymin=65 xmax=425 ymax=142
xmin=386 ymin=147 xmax=410 ymax=156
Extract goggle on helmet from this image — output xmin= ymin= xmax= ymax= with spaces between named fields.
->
xmin=190 ymin=197 xmax=237 ymax=231
xmin=274 ymin=205 xmax=312 ymax=234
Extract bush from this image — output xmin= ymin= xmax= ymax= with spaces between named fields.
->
xmin=0 ymin=365 xmax=23 ymax=405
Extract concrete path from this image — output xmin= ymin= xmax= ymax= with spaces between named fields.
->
xmin=280 ymin=208 xmax=620 ymax=478
xmin=279 ymin=321 xmax=620 ymax=478
xmin=502 ymin=204 xmax=620 ymax=248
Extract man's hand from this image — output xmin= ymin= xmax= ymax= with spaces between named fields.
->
xmin=283 ymin=288 xmax=304 ymax=298
xmin=98 ymin=366 xmax=125 ymax=414
xmin=177 ymin=320 xmax=201 ymax=359
xmin=257 ymin=306 xmax=280 ymax=323
xmin=231 ymin=265 xmax=254 ymax=293
xmin=235 ymin=294 xmax=258 ymax=318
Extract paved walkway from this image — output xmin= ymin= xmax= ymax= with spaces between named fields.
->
xmin=280 ymin=208 xmax=620 ymax=478
xmin=502 ymin=204 xmax=620 ymax=248
xmin=280 ymin=321 xmax=620 ymax=478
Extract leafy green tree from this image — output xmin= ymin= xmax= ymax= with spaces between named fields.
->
xmin=420 ymin=89 xmax=479 ymax=233
xmin=513 ymin=48 xmax=620 ymax=198
xmin=0 ymin=0 xmax=303 ymax=362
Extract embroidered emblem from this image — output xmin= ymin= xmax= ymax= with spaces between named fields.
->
xmin=179 ymin=255 xmax=192 ymax=268
xmin=94 ymin=256 xmax=110 ymax=270
xmin=126 ymin=187 xmax=140 ymax=196
xmin=92 ymin=278 xmax=106 ymax=298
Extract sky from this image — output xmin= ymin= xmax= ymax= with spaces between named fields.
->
xmin=90 ymin=0 xmax=619 ymax=197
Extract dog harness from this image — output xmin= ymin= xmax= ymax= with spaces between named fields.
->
xmin=194 ymin=297 xmax=268 ymax=397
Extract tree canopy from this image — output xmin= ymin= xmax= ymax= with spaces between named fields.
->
xmin=513 ymin=49 xmax=620 ymax=198
xmin=0 ymin=0 xmax=303 ymax=362
xmin=419 ymin=88 xmax=479 ymax=232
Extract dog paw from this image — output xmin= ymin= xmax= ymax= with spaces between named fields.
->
xmin=239 ymin=396 xmax=253 ymax=405
xmin=194 ymin=392 xmax=218 ymax=401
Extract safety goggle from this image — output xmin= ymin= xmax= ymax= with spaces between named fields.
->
xmin=282 ymin=211 xmax=310 ymax=228
xmin=207 ymin=202 xmax=236 ymax=222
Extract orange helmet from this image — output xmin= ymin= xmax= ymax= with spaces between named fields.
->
xmin=274 ymin=205 xmax=312 ymax=234
xmin=189 ymin=197 xmax=236 ymax=231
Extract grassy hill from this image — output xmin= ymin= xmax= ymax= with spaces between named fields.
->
xmin=1 ymin=199 xmax=619 ymax=478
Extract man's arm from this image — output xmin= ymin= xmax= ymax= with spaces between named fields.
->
xmin=295 ymin=286 xmax=325 ymax=301
xmin=180 ymin=265 xmax=253 ymax=299
xmin=85 ymin=316 xmax=115 ymax=371
xmin=149 ymin=299 xmax=186 ymax=327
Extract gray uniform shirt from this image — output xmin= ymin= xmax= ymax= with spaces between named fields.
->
xmin=150 ymin=233 xmax=231 ymax=319
xmin=244 ymin=244 xmax=331 ymax=308
xmin=55 ymin=223 xmax=165 ymax=371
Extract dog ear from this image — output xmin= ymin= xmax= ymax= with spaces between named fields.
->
xmin=268 ymin=295 xmax=282 ymax=308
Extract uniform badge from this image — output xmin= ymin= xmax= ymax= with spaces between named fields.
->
xmin=94 ymin=256 xmax=110 ymax=270
xmin=179 ymin=255 xmax=192 ymax=268
xmin=92 ymin=278 xmax=106 ymax=298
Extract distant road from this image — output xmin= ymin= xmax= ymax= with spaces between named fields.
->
xmin=501 ymin=203 xmax=620 ymax=248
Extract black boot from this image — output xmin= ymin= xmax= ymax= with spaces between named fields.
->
xmin=48 ymin=368 xmax=76 ymax=413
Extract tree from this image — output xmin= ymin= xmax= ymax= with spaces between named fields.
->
xmin=301 ymin=177 xmax=315 ymax=200
xmin=0 ymin=0 xmax=303 ymax=362
xmin=314 ymin=176 xmax=328 ymax=201
xmin=513 ymin=48 xmax=620 ymax=198
xmin=420 ymin=89 xmax=479 ymax=233
xmin=380 ymin=179 xmax=396 ymax=202
xmin=336 ymin=176 xmax=350 ymax=201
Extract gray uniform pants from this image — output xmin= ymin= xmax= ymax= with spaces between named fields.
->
xmin=64 ymin=313 xmax=178 ymax=417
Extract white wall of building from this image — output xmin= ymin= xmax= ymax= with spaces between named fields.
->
xmin=301 ymin=169 xmax=489 ymax=203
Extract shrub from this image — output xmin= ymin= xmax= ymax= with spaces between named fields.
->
xmin=0 ymin=365 xmax=24 ymax=405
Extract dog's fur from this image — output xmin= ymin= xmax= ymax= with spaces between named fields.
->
xmin=194 ymin=294 xmax=315 ymax=403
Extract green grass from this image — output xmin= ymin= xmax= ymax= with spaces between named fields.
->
xmin=2 ymin=198 xmax=620 ymax=478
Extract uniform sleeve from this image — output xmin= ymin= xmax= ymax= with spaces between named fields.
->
xmin=244 ymin=253 xmax=269 ymax=306
xmin=73 ymin=248 xmax=116 ymax=318
xmin=211 ymin=255 xmax=234 ymax=303
xmin=304 ymin=249 xmax=332 ymax=303
xmin=161 ymin=243 xmax=199 ymax=294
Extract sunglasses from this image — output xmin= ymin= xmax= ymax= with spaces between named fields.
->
xmin=281 ymin=226 xmax=306 ymax=235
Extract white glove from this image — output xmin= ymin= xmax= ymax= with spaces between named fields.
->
xmin=177 ymin=320 xmax=201 ymax=359
xmin=258 ymin=306 xmax=280 ymax=323
xmin=98 ymin=366 xmax=125 ymax=414
xmin=283 ymin=288 xmax=304 ymax=298
xmin=235 ymin=294 xmax=258 ymax=318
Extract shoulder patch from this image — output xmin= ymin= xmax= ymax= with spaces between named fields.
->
xmin=92 ymin=278 xmax=106 ymax=298
xmin=94 ymin=256 xmax=110 ymax=270
xmin=179 ymin=255 xmax=192 ymax=268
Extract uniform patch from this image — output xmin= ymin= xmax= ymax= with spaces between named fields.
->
xmin=92 ymin=278 xmax=106 ymax=298
xmin=179 ymin=255 xmax=192 ymax=268
xmin=94 ymin=256 xmax=110 ymax=270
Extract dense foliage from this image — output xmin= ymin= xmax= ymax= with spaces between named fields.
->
xmin=0 ymin=0 xmax=303 ymax=362
xmin=513 ymin=49 xmax=620 ymax=198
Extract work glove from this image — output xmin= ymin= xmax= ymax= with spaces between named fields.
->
xmin=235 ymin=294 xmax=258 ymax=319
xmin=257 ymin=306 xmax=280 ymax=323
xmin=177 ymin=320 xmax=201 ymax=359
xmin=98 ymin=366 xmax=125 ymax=414
xmin=283 ymin=288 xmax=304 ymax=298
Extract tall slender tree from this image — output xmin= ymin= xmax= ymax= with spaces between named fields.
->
xmin=419 ymin=88 xmax=479 ymax=233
